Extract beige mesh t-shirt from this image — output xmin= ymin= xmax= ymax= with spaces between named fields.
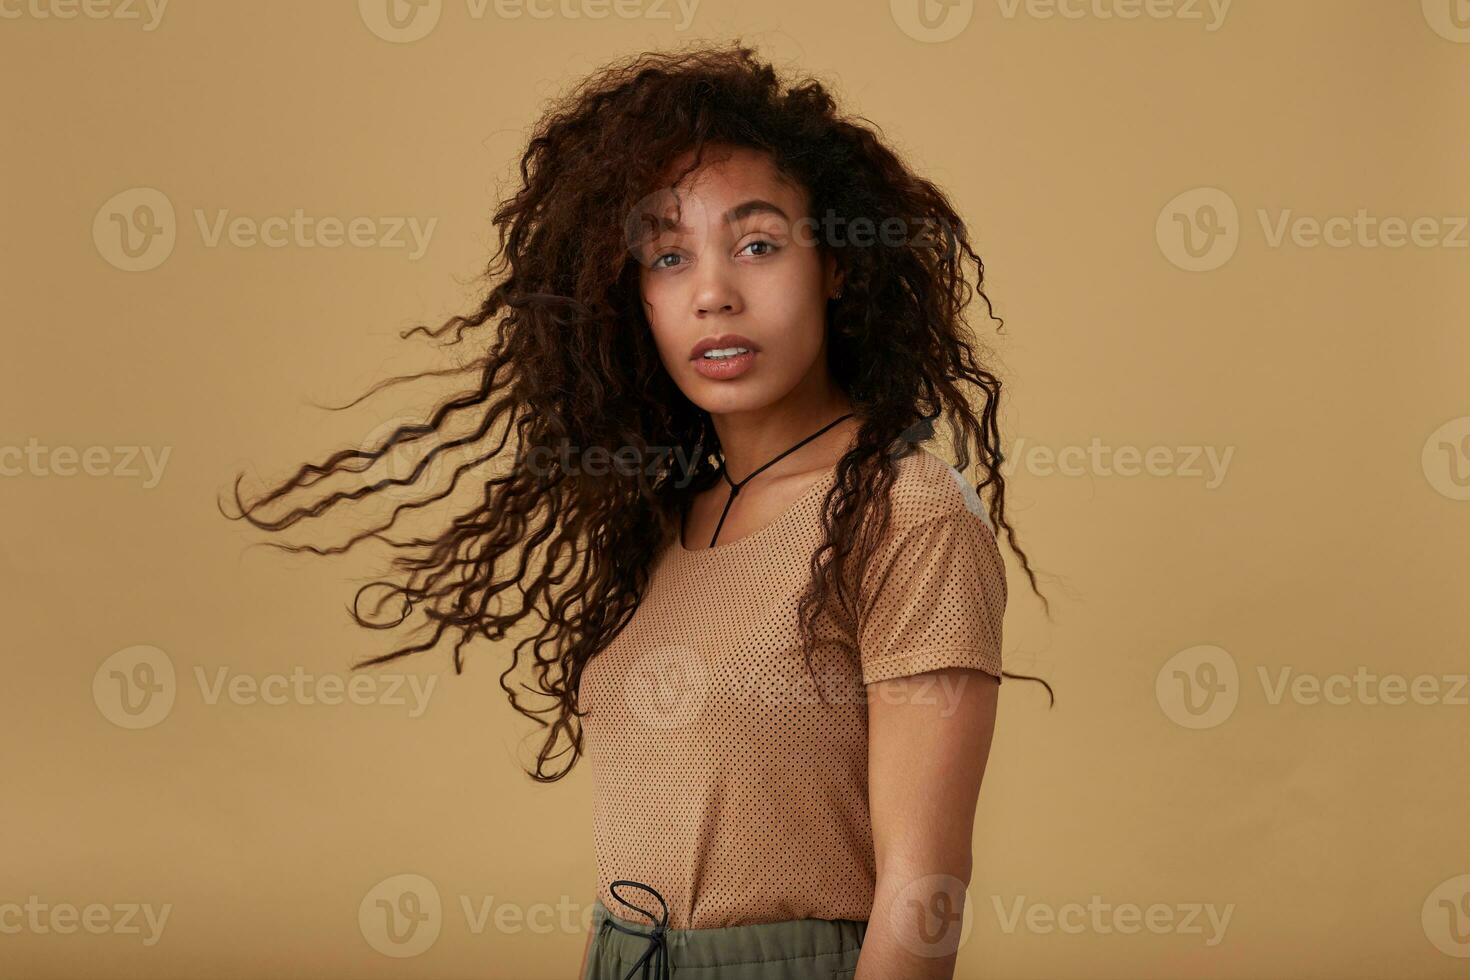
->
xmin=578 ymin=445 xmax=1006 ymax=930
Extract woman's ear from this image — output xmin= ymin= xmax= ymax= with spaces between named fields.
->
xmin=825 ymin=253 xmax=844 ymax=299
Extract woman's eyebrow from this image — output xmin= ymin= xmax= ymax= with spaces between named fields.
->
xmin=648 ymin=198 xmax=790 ymax=235
xmin=723 ymin=199 xmax=789 ymax=223
xmin=649 ymin=198 xmax=793 ymax=238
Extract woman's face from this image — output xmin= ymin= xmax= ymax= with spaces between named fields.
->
xmin=633 ymin=145 xmax=841 ymax=417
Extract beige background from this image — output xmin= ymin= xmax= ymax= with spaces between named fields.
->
xmin=3 ymin=1 xmax=1468 ymax=977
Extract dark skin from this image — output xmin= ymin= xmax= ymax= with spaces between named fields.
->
xmin=581 ymin=143 xmax=999 ymax=977
xmin=677 ymin=414 xmax=859 ymax=552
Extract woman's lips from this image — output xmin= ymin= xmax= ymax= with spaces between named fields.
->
xmin=689 ymin=332 xmax=760 ymax=359
xmin=689 ymin=332 xmax=759 ymax=380
xmin=691 ymin=348 xmax=757 ymax=380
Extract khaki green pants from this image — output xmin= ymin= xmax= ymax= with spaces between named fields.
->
xmin=584 ymin=897 xmax=868 ymax=979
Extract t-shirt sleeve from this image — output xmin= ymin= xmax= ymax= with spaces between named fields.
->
xmin=857 ymin=507 xmax=1007 ymax=685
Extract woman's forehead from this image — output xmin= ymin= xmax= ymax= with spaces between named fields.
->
xmin=657 ymin=145 xmax=804 ymax=205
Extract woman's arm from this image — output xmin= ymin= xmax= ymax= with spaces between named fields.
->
xmin=856 ymin=667 xmax=1000 ymax=980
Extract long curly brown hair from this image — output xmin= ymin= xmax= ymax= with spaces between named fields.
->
xmin=223 ymin=41 xmax=1053 ymax=782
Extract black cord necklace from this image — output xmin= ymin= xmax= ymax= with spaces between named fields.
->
xmin=683 ymin=411 xmax=855 ymax=550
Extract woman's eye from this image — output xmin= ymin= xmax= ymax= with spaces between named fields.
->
xmin=650 ymin=252 xmax=684 ymax=270
xmin=740 ymin=239 xmax=779 ymax=258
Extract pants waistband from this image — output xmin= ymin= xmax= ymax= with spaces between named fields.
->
xmin=590 ymin=894 xmax=868 ymax=972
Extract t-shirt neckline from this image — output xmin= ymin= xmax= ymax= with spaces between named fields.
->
xmin=674 ymin=465 xmax=839 ymax=561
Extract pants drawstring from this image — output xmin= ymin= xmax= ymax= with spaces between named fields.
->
xmin=601 ymin=879 xmax=671 ymax=980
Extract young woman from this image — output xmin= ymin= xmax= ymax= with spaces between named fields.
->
xmin=230 ymin=43 xmax=1049 ymax=980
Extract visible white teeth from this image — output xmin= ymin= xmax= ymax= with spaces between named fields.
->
xmin=703 ymin=347 xmax=750 ymax=359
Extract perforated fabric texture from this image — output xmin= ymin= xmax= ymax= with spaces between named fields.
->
xmin=578 ymin=445 xmax=1007 ymax=930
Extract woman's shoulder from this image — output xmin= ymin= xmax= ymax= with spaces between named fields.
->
xmin=883 ymin=444 xmax=996 ymax=535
